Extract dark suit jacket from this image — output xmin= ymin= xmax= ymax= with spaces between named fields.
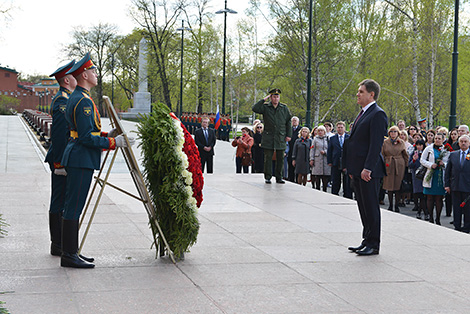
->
xmin=195 ymin=127 xmax=216 ymax=156
xmin=445 ymin=150 xmax=470 ymax=192
xmin=327 ymin=133 xmax=349 ymax=168
xmin=344 ymin=103 xmax=388 ymax=178
xmin=288 ymin=126 xmax=302 ymax=159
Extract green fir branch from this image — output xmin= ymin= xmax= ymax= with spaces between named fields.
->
xmin=137 ymin=103 xmax=199 ymax=259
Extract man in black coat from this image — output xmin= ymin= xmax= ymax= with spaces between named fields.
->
xmin=287 ymin=116 xmax=301 ymax=182
xmin=195 ymin=117 xmax=216 ymax=173
xmin=327 ymin=121 xmax=352 ymax=199
xmin=344 ymin=79 xmax=388 ymax=256
xmin=445 ymin=135 xmax=470 ymax=233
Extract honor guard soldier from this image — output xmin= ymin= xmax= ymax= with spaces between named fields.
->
xmin=45 ymin=60 xmax=78 ymax=258
xmin=60 ymin=53 xmax=135 ymax=268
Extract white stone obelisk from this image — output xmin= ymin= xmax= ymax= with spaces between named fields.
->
xmin=121 ymin=37 xmax=151 ymax=118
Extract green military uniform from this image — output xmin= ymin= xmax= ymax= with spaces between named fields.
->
xmin=252 ymin=89 xmax=292 ymax=182
xmin=44 ymin=60 xmax=75 ymax=257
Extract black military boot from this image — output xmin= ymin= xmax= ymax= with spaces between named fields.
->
xmin=49 ymin=212 xmax=62 ymax=256
xmin=61 ymin=219 xmax=94 ymax=268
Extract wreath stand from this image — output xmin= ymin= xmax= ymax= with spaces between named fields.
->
xmin=78 ymin=96 xmax=175 ymax=264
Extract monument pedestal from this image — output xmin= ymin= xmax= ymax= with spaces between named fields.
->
xmin=120 ymin=91 xmax=151 ymax=119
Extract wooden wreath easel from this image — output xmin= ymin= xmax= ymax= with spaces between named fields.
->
xmin=78 ymin=96 xmax=175 ymax=264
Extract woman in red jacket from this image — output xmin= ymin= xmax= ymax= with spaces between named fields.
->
xmin=232 ymin=127 xmax=254 ymax=173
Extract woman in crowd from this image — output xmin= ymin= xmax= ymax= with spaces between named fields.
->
xmin=408 ymin=125 xmax=418 ymax=144
xmin=420 ymin=133 xmax=451 ymax=225
xmin=408 ymin=139 xmax=428 ymax=219
xmin=231 ymin=127 xmax=254 ymax=174
xmin=292 ymin=127 xmax=312 ymax=186
xmin=399 ymin=130 xmax=413 ymax=207
xmin=309 ymin=125 xmax=331 ymax=191
xmin=382 ymin=126 xmax=409 ymax=212
xmin=449 ymin=128 xmax=459 ymax=151
xmin=426 ymin=129 xmax=436 ymax=146
xmin=252 ymin=123 xmax=264 ymax=173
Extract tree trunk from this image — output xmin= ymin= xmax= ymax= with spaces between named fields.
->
xmin=411 ymin=17 xmax=421 ymax=124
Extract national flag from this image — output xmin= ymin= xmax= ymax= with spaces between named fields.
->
xmin=214 ymin=105 xmax=221 ymax=129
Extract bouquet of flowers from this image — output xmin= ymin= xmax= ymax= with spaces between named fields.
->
xmin=425 ymin=143 xmax=453 ymax=182
xmin=138 ymin=103 xmax=203 ymax=259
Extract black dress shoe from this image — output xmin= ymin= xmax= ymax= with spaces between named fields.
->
xmin=265 ymin=179 xmax=271 ymax=184
xmin=276 ymin=179 xmax=285 ymax=184
xmin=356 ymin=247 xmax=379 ymax=255
xmin=348 ymin=244 xmax=365 ymax=252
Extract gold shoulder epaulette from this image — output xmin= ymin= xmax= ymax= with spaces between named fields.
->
xmin=62 ymin=91 xmax=69 ymax=99
xmin=82 ymin=92 xmax=91 ymax=100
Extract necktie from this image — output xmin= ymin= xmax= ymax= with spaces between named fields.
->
xmin=461 ymin=150 xmax=466 ymax=167
xmin=353 ymin=110 xmax=364 ymax=129
xmin=339 ymin=135 xmax=343 ymax=147
xmin=204 ymin=129 xmax=209 ymax=144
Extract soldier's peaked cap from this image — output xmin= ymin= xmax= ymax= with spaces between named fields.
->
xmin=49 ymin=60 xmax=75 ymax=80
xmin=66 ymin=52 xmax=96 ymax=77
xmin=269 ymin=88 xmax=281 ymax=95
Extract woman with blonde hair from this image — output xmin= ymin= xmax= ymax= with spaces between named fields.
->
xmin=382 ymin=126 xmax=409 ymax=212
xmin=292 ymin=127 xmax=312 ymax=185
xmin=310 ymin=125 xmax=331 ymax=191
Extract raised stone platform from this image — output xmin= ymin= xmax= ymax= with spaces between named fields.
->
xmin=1 ymin=115 xmax=470 ymax=313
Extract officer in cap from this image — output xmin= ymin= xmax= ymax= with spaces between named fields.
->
xmin=418 ymin=118 xmax=427 ymax=138
xmin=252 ymin=88 xmax=292 ymax=184
xmin=45 ymin=60 xmax=78 ymax=258
xmin=60 ymin=52 xmax=135 ymax=268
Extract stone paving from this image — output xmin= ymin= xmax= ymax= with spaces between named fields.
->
xmin=1 ymin=114 xmax=470 ymax=313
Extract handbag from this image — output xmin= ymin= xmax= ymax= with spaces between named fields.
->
xmin=415 ymin=151 xmax=430 ymax=180
xmin=241 ymin=152 xmax=252 ymax=166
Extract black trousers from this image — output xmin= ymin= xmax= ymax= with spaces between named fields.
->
xmin=451 ymin=191 xmax=470 ymax=232
xmin=331 ymin=166 xmax=352 ymax=198
xmin=200 ymin=152 xmax=213 ymax=173
xmin=352 ymin=175 xmax=381 ymax=249
xmin=235 ymin=157 xmax=249 ymax=173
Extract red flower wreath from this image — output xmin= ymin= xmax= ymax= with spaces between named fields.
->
xmin=169 ymin=113 xmax=204 ymax=207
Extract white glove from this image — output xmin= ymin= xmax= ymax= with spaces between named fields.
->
xmin=115 ymin=135 xmax=136 ymax=148
xmin=108 ymin=128 xmax=118 ymax=138
xmin=54 ymin=168 xmax=67 ymax=176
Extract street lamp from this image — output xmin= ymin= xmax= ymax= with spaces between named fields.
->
xmin=305 ymin=0 xmax=313 ymax=128
xmin=449 ymin=0 xmax=459 ymax=130
xmin=216 ymin=0 xmax=237 ymax=115
xmin=177 ymin=20 xmax=192 ymax=118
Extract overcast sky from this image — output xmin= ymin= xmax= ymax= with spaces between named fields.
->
xmin=0 ymin=0 xmax=250 ymax=77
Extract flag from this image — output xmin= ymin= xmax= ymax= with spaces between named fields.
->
xmin=214 ymin=105 xmax=221 ymax=129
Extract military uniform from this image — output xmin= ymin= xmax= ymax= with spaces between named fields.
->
xmin=60 ymin=53 xmax=117 ymax=269
xmin=44 ymin=60 xmax=76 ymax=257
xmin=252 ymin=88 xmax=292 ymax=182
xmin=62 ymin=85 xmax=116 ymax=220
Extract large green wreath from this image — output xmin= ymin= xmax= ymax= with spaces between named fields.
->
xmin=138 ymin=103 xmax=200 ymax=259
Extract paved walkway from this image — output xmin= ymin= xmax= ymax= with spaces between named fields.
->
xmin=1 ymin=115 xmax=470 ymax=313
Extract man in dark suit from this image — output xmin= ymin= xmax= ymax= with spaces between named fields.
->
xmin=287 ymin=116 xmax=301 ymax=182
xmin=445 ymin=135 xmax=470 ymax=233
xmin=344 ymin=79 xmax=388 ymax=256
xmin=327 ymin=121 xmax=352 ymax=199
xmin=195 ymin=117 xmax=216 ymax=173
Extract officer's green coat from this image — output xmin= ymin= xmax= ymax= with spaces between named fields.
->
xmin=252 ymin=99 xmax=292 ymax=150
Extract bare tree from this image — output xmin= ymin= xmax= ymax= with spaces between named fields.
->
xmin=64 ymin=23 xmax=119 ymax=115
xmin=131 ymin=0 xmax=185 ymax=110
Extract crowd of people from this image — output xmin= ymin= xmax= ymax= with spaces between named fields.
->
xmin=228 ymin=114 xmax=470 ymax=234
xmin=180 ymin=112 xmax=232 ymax=141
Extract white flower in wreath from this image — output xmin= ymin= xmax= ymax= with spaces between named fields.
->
xmin=182 ymin=169 xmax=193 ymax=185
